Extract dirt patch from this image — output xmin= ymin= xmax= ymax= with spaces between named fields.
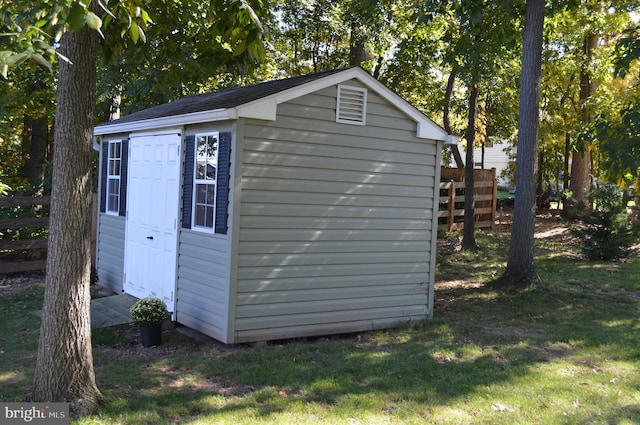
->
xmin=0 ymin=272 xmax=44 ymax=296
xmin=438 ymin=210 xmax=582 ymax=255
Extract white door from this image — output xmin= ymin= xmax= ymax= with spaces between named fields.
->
xmin=123 ymin=131 xmax=182 ymax=312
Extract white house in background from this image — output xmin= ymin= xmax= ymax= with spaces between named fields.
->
xmin=473 ymin=140 xmax=514 ymax=187
xmin=93 ymin=66 xmax=454 ymax=344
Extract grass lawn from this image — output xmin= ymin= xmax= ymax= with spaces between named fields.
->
xmin=1 ymin=215 xmax=639 ymax=424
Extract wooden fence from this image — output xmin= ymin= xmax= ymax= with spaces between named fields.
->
xmin=438 ymin=167 xmax=498 ymax=231
xmin=0 ymin=196 xmax=50 ymax=273
xmin=0 ymin=195 xmax=97 ymax=274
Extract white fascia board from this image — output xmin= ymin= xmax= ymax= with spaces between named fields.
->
xmin=94 ymin=109 xmax=233 ymax=136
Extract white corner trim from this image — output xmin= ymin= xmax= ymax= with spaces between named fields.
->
xmin=444 ymin=135 xmax=460 ymax=145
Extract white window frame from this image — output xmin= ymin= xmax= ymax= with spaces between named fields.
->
xmin=106 ymin=140 xmax=122 ymax=215
xmin=192 ymin=132 xmax=219 ymax=232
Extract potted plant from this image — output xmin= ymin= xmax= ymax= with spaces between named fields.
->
xmin=129 ymin=297 xmax=169 ymax=347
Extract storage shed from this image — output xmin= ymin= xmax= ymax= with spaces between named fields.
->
xmin=94 ymin=67 xmax=454 ymax=343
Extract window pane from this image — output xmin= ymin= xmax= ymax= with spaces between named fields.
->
xmin=196 ymin=136 xmax=207 ymax=158
xmin=108 ymin=194 xmax=118 ymax=212
xmin=206 ymin=162 xmax=216 ymax=180
xmin=108 ymin=179 xmax=119 ymax=195
xmin=196 ymin=184 xmax=207 ymax=203
xmin=195 ymin=205 xmax=206 ymax=227
xmin=205 ymin=206 xmax=214 ymax=228
xmin=207 ymin=185 xmax=216 ymax=204
xmin=196 ymin=160 xmax=206 ymax=179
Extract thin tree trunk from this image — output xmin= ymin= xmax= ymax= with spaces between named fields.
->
xmin=563 ymin=131 xmax=570 ymax=211
xmin=26 ymin=8 xmax=102 ymax=416
xmin=536 ymin=147 xmax=544 ymax=207
xmin=498 ymin=0 xmax=545 ymax=288
xmin=462 ymin=82 xmax=479 ymax=250
xmin=24 ymin=116 xmax=49 ymax=188
xmin=444 ymin=69 xmax=464 ymax=168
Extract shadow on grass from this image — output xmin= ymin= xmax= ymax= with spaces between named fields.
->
xmin=2 ymin=255 xmax=639 ymax=424
xmin=83 ymin=263 xmax=640 ymax=424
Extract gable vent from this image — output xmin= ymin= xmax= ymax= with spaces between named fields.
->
xmin=336 ymin=85 xmax=367 ymax=125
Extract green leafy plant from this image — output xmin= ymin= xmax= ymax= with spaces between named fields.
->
xmin=129 ymin=297 xmax=168 ymax=328
xmin=571 ymin=184 xmax=640 ymax=261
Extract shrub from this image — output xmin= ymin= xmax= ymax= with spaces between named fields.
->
xmin=129 ymin=297 xmax=169 ymax=327
xmin=571 ymin=184 xmax=640 ymax=261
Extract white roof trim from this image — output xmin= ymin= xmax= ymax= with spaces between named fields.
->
xmin=235 ymin=67 xmax=449 ymax=141
xmin=94 ymin=109 xmax=233 ymax=135
xmin=96 ymin=67 xmax=450 ymax=141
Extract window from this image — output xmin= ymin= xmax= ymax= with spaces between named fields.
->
xmin=106 ymin=141 xmax=122 ymax=214
xmin=192 ymin=133 xmax=219 ymax=230
xmin=182 ymin=131 xmax=230 ymax=234
xmin=336 ymin=85 xmax=367 ymax=125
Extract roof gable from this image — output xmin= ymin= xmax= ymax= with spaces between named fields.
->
xmin=95 ymin=67 xmax=450 ymax=141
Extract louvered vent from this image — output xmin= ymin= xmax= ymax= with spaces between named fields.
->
xmin=336 ymin=85 xmax=367 ymax=125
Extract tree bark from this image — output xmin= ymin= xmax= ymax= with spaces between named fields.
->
xmin=23 ymin=116 xmax=49 ymax=188
xmin=462 ymin=82 xmax=479 ymax=250
xmin=567 ymin=34 xmax=598 ymax=215
xmin=498 ymin=0 xmax=545 ymax=288
xmin=26 ymin=8 xmax=102 ymax=416
xmin=444 ymin=69 xmax=464 ymax=168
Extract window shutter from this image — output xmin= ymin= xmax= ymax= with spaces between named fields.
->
xmin=100 ymin=141 xmax=109 ymax=213
xmin=336 ymin=85 xmax=367 ymax=125
xmin=215 ymin=132 xmax=232 ymax=235
xmin=118 ymin=139 xmax=129 ymax=217
xmin=182 ymin=135 xmax=195 ymax=229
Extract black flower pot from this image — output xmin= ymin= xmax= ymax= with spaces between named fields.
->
xmin=140 ymin=325 xmax=162 ymax=347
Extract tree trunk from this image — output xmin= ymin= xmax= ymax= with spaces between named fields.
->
xmin=26 ymin=10 xmax=102 ymax=416
xmin=567 ymin=34 xmax=598 ymax=215
xmin=444 ymin=69 xmax=464 ymax=168
xmin=462 ymin=82 xmax=479 ymax=250
xmin=498 ymin=0 xmax=545 ymax=288
xmin=563 ymin=131 xmax=570 ymax=211
xmin=23 ymin=116 xmax=49 ymax=188
xmin=536 ymin=146 xmax=544 ymax=208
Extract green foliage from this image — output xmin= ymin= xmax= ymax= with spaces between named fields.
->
xmin=129 ymin=297 xmax=169 ymax=327
xmin=97 ymin=0 xmax=272 ymax=116
xmin=571 ymin=184 xmax=640 ymax=261
xmin=613 ymin=24 xmax=640 ymax=78
xmin=0 ymin=0 xmax=154 ymax=76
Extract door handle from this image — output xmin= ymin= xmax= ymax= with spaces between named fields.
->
xmin=146 ymin=236 xmax=154 ymax=240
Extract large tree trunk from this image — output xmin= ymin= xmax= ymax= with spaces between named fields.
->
xmin=26 ymin=10 xmax=102 ymax=416
xmin=567 ymin=34 xmax=598 ymax=215
xmin=498 ymin=0 xmax=545 ymax=288
xmin=462 ymin=82 xmax=479 ymax=250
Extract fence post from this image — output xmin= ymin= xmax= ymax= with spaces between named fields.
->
xmin=448 ymin=182 xmax=456 ymax=232
xmin=491 ymin=168 xmax=497 ymax=230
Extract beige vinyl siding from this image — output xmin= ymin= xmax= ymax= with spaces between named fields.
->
xmin=96 ymin=213 xmax=125 ymax=293
xmin=176 ymin=230 xmax=231 ymax=342
xmin=233 ymin=80 xmax=437 ymax=342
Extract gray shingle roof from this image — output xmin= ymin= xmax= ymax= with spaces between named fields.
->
xmin=96 ymin=68 xmax=348 ymax=127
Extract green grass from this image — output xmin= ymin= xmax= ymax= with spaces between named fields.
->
xmin=2 ymin=222 xmax=640 ymax=424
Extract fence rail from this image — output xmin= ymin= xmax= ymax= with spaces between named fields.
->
xmin=0 ymin=196 xmax=51 ymax=273
xmin=0 ymin=194 xmax=97 ymax=274
xmin=438 ymin=168 xmax=497 ymax=231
